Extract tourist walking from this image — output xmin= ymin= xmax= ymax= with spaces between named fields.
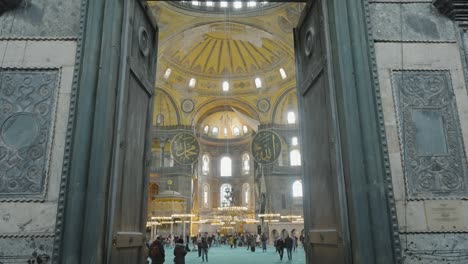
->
xmin=285 ymin=235 xmax=293 ymax=261
xmin=246 ymin=235 xmax=251 ymax=251
xmin=174 ymin=238 xmax=187 ymax=264
xmin=276 ymin=237 xmax=285 ymax=261
xmin=149 ymin=237 xmax=165 ymax=264
xmin=201 ymin=236 xmax=209 ymax=262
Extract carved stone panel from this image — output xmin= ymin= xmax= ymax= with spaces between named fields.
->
xmin=393 ymin=70 xmax=468 ymax=199
xmin=0 ymin=69 xmax=59 ymax=200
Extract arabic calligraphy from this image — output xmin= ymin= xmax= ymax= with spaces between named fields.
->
xmin=251 ymin=130 xmax=282 ymax=165
xmin=170 ymin=133 xmax=200 ymax=165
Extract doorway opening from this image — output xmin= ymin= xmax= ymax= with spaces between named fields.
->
xmin=147 ymin=1 xmax=307 ymax=263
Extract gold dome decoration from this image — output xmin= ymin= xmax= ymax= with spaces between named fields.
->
xmin=157 ymin=22 xmax=294 ymax=95
xmin=162 ymin=22 xmax=289 ymax=77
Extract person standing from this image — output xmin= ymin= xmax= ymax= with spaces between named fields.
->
xmin=246 ymin=235 xmax=251 ymax=251
xmin=230 ymin=235 xmax=234 ymax=249
xmin=174 ymin=238 xmax=187 ymax=264
xmin=197 ymin=235 xmax=202 ymax=257
xmin=276 ymin=236 xmax=285 ymax=261
xmin=250 ymin=235 xmax=256 ymax=252
xmin=201 ymin=236 xmax=209 ymax=262
xmin=261 ymin=233 xmax=268 ymax=252
xmin=149 ymin=237 xmax=165 ymax=264
xmin=293 ymin=236 xmax=298 ymax=252
xmin=285 ymin=235 xmax=293 ymax=261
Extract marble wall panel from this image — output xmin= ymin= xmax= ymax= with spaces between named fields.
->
xmin=370 ymin=2 xmax=456 ymax=42
xmin=0 ymin=40 xmax=76 ymax=261
xmin=0 ymin=0 xmax=81 ymax=38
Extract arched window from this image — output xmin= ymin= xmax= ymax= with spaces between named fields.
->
xmin=203 ymin=184 xmax=210 ymax=207
xmin=291 ymin=136 xmax=298 ymax=146
xmin=202 ymin=154 xmax=210 ymax=175
xmin=156 ymin=114 xmax=164 ymax=125
xmin=223 ymin=127 xmax=228 ymax=137
xmin=220 ymin=156 xmax=232 ymax=177
xmin=222 ymin=81 xmax=230 ymax=92
xmin=242 ymin=153 xmax=250 ymax=174
xmin=189 ymin=77 xmax=196 ymax=88
xmin=255 ymin=77 xmax=262 ymax=88
xmin=233 ymin=127 xmax=240 ymax=136
xmin=220 ymin=183 xmax=232 ymax=207
xmin=290 ymin=149 xmax=301 ymax=166
xmin=163 ymin=68 xmax=172 ymax=79
xmin=242 ymin=183 xmax=250 ymax=205
xmin=243 ymin=125 xmax=248 ymax=134
xmin=279 ymin=68 xmax=287 ymax=79
xmin=212 ymin=127 xmax=219 ymax=136
xmin=287 ymin=111 xmax=296 ymax=124
xmin=203 ymin=125 xmax=210 ymax=134
xmin=292 ymin=180 xmax=303 ymax=197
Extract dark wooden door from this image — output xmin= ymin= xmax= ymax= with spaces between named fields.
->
xmin=106 ymin=0 xmax=158 ymax=262
xmin=294 ymin=1 xmax=351 ymax=263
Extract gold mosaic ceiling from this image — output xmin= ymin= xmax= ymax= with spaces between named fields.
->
xmin=149 ymin=2 xmax=302 ymax=128
xmin=162 ymin=22 xmax=290 ymax=77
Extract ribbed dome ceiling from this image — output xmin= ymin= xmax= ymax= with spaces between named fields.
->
xmin=160 ymin=22 xmax=292 ymax=78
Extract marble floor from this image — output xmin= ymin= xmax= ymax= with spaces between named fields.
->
xmin=168 ymin=245 xmax=306 ymax=264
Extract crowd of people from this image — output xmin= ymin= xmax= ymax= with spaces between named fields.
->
xmin=146 ymin=232 xmax=304 ymax=263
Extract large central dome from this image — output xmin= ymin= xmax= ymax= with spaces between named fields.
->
xmin=162 ymin=22 xmax=290 ymax=77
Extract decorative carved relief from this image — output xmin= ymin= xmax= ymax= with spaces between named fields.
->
xmin=0 ymin=69 xmax=59 ymax=200
xmin=393 ymin=70 xmax=468 ymax=198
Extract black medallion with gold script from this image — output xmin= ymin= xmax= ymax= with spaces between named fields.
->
xmin=251 ymin=130 xmax=282 ymax=165
xmin=170 ymin=132 xmax=200 ymax=165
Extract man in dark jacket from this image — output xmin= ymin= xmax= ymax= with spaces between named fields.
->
xmin=149 ymin=237 xmax=165 ymax=264
xmin=285 ymin=235 xmax=294 ymax=261
xmin=201 ymin=236 xmax=209 ymax=262
xmin=276 ymin=237 xmax=285 ymax=261
xmin=174 ymin=238 xmax=187 ymax=264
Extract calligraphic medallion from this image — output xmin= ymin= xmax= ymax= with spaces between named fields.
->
xmin=170 ymin=132 xmax=200 ymax=165
xmin=251 ymin=130 xmax=282 ymax=165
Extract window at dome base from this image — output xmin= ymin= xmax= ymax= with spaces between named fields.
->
xmin=233 ymin=127 xmax=240 ymax=136
xmin=280 ymin=68 xmax=287 ymax=79
xmin=163 ymin=68 xmax=172 ymax=79
xmin=212 ymin=127 xmax=219 ymax=136
xmin=255 ymin=77 xmax=262 ymax=88
xmin=189 ymin=78 xmax=196 ymax=88
xmin=222 ymin=81 xmax=230 ymax=92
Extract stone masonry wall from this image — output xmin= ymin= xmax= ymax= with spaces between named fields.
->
xmin=0 ymin=0 xmax=81 ymax=262
xmin=370 ymin=1 xmax=468 ymax=263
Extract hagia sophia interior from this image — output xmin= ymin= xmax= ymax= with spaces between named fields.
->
xmin=146 ymin=1 xmax=306 ymax=242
